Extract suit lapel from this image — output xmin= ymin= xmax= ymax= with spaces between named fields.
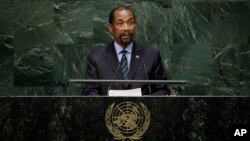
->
xmin=128 ymin=42 xmax=143 ymax=79
xmin=104 ymin=41 xmax=143 ymax=80
xmin=104 ymin=42 xmax=124 ymax=79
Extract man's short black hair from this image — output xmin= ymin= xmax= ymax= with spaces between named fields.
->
xmin=109 ymin=6 xmax=136 ymax=24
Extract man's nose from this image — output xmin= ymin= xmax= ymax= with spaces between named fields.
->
xmin=122 ymin=23 xmax=129 ymax=31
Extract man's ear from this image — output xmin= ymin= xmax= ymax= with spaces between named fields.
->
xmin=107 ymin=23 xmax=113 ymax=33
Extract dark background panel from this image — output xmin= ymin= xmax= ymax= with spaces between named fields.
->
xmin=0 ymin=97 xmax=249 ymax=141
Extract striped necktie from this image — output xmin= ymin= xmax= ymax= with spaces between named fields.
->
xmin=120 ymin=50 xmax=129 ymax=79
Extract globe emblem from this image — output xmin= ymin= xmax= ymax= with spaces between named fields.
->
xmin=111 ymin=102 xmax=144 ymax=135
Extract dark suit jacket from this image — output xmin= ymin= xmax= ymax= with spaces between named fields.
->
xmin=84 ymin=41 xmax=170 ymax=96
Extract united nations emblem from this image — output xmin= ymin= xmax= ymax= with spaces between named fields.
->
xmin=105 ymin=102 xmax=150 ymax=141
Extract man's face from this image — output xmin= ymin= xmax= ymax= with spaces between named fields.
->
xmin=108 ymin=9 xmax=136 ymax=48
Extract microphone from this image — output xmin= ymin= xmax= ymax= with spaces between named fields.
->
xmin=143 ymin=63 xmax=151 ymax=95
xmin=107 ymin=64 xmax=121 ymax=94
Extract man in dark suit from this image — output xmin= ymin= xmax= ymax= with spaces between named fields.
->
xmin=84 ymin=6 xmax=170 ymax=96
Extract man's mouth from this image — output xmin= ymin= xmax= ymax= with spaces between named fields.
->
xmin=122 ymin=35 xmax=131 ymax=38
xmin=121 ymin=32 xmax=133 ymax=36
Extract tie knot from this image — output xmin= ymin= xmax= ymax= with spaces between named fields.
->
xmin=121 ymin=50 xmax=127 ymax=54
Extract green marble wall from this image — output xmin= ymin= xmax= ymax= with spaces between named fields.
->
xmin=0 ymin=0 xmax=250 ymax=95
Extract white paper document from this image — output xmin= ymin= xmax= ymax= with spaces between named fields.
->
xmin=108 ymin=88 xmax=142 ymax=96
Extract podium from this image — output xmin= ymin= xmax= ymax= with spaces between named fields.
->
xmin=69 ymin=79 xmax=188 ymax=95
xmin=69 ymin=79 xmax=188 ymax=85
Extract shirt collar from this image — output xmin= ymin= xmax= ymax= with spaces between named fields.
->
xmin=114 ymin=41 xmax=133 ymax=55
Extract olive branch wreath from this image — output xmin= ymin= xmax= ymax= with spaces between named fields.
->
xmin=105 ymin=102 xmax=150 ymax=141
